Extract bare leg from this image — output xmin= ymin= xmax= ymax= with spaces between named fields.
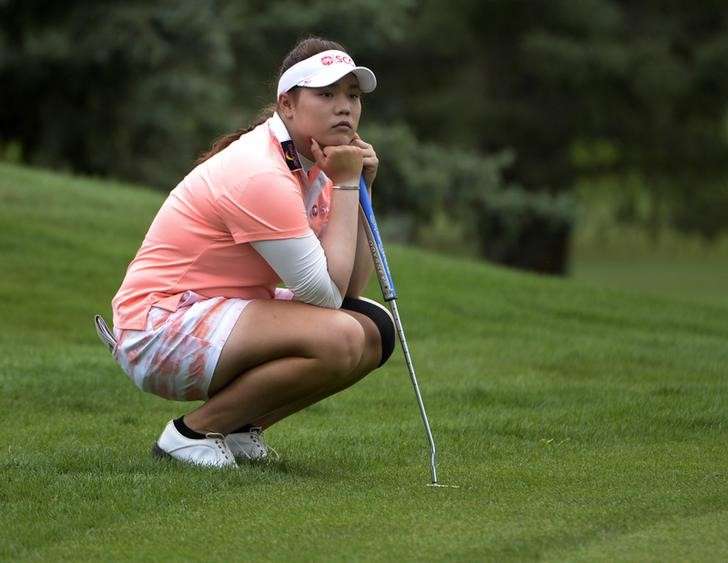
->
xmin=183 ymin=300 xmax=380 ymax=434
xmin=251 ymin=309 xmax=382 ymax=428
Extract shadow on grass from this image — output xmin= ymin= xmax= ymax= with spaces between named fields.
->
xmin=1 ymin=448 xmax=331 ymax=484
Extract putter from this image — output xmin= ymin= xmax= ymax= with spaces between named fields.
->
xmin=358 ymin=176 xmax=443 ymax=486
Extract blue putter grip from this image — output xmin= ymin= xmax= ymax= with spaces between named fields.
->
xmin=359 ymin=177 xmax=397 ymax=301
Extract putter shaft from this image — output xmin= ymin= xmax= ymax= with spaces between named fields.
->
xmin=388 ymin=299 xmax=438 ymax=484
xmin=358 ymin=178 xmax=438 ymax=485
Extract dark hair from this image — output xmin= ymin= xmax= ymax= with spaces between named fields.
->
xmin=196 ymin=36 xmax=348 ymax=164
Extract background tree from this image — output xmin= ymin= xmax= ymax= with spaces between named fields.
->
xmin=0 ymin=1 xmax=234 ymax=187
xmin=2 ymin=0 xmax=727 ymax=273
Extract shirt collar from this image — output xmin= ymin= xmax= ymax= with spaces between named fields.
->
xmin=269 ymin=112 xmax=314 ymax=174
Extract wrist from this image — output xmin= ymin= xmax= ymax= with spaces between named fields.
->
xmin=332 ymin=183 xmax=359 ymax=191
xmin=333 ymin=176 xmax=360 ymax=187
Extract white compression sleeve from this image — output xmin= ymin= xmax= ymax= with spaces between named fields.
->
xmin=251 ymin=233 xmax=343 ymax=309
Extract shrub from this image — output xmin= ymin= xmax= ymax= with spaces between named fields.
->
xmin=472 ymin=188 xmax=575 ymax=274
xmin=361 ymin=121 xmax=575 ymax=273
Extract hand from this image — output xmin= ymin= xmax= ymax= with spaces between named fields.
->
xmin=310 ymin=138 xmax=363 ymax=186
xmin=350 ymin=134 xmax=378 ymax=188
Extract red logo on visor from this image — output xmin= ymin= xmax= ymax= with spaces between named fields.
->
xmin=320 ymin=54 xmax=353 ymax=66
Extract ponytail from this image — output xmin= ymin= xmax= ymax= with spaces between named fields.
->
xmin=195 ymin=104 xmax=276 ymax=165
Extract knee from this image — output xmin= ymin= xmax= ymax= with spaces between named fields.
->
xmin=341 ymin=297 xmax=395 ymax=368
xmin=321 ymin=313 xmax=366 ymax=376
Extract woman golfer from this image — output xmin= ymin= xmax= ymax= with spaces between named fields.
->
xmin=104 ymin=37 xmax=394 ymax=467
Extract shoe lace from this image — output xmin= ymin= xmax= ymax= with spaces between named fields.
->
xmin=206 ymin=432 xmax=232 ymax=462
xmin=249 ymin=426 xmax=264 ymax=446
xmin=247 ymin=427 xmax=280 ymax=461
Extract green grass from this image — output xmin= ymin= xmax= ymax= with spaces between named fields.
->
xmin=571 ymin=179 xmax=728 ymax=307
xmin=2 ymin=162 xmax=728 ymax=561
xmin=571 ymin=224 xmax=728 ymax=307
xmin=571 ymin=253 xmax=728 ymax=307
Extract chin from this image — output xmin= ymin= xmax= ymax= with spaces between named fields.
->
xmin=320 ymin=132 xmax=355 ymax=147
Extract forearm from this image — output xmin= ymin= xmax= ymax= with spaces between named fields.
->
xmin=346 ymin=211 xmax=374 ymax=297
xmin=320 ymin=189 xmax=360 ymax=297
xmin=251 ymin=234 xmax=343 ymax=309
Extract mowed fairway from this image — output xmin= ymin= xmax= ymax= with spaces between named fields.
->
xmin=1 ymin=162 xmax=728 ymax=561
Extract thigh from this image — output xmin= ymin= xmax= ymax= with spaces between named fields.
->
xmin=211 ymin=299 xmax=363 ymax=391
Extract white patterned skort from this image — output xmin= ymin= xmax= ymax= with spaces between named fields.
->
xmin=113 ymin=288 xmax=294 ymax=401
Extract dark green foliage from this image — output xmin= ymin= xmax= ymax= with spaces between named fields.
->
xmin=474 ymin=188 xmax=574 ymax=274
xmin=673 ymin=178 xmax=728 ymax=241
xmin=360 ymin=122 xmax=511 ymax=226
xmin=362 ymin=121 xmax=575 ymax=272
xmin=2 ymin=0 xmax=727 ymax=269
xmin=403 ymin=0 xmax=728 ymax=240
xmin=0 ymin=1 xmax=234 ymax=186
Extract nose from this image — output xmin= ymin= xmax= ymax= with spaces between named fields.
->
xmin=334 ymin=93 xmax=352 ymax=115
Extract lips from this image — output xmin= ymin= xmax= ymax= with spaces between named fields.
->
xmin=332 ymin=121 xmax=352 ymax=129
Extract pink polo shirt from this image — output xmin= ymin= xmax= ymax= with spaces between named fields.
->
xmin=112 ymin=117 xmax=333 ymax=330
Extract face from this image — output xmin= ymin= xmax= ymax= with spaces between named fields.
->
xmin=279 ymin=73 xmax=362 ymax=155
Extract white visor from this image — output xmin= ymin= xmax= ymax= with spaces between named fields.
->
xmin=276 ymin=49 xmax=377 ymax=97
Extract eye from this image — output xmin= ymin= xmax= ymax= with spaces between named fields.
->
xmin=349 ymin=92 xmax=361 ymax=100
xmin=319 ymin=91 xmax=334 ymax=98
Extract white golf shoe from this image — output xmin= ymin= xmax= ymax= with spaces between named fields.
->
xmin=152 ymin=420 xmax=237 ymax=468
xmin=225 ymin=426 xmax=270 ymax=461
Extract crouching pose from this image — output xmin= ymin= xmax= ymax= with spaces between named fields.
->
xmin=99 ymin=37 xmax=394 ymax=467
